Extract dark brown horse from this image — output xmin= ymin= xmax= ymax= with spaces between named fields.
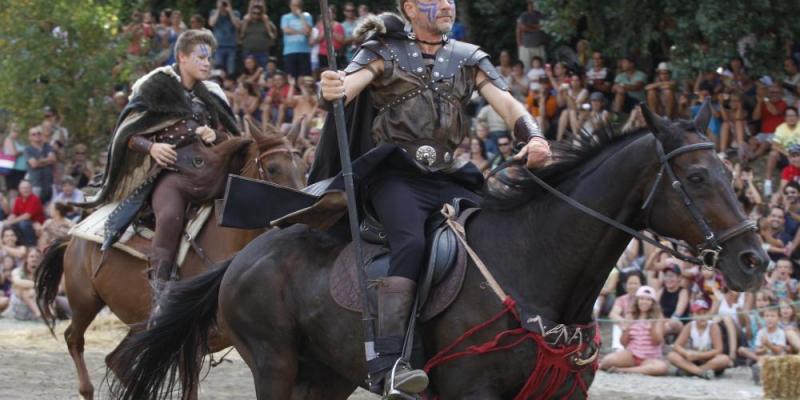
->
xmin=35 ymin=121 xmax=306 ymax=400
xmin=109 ymin=104 xmax=767 ymax=399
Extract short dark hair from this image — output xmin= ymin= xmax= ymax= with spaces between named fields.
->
xmin=175 ymin=29 xmax=217 ymax=57
xmin=786 ymin=106 xmax=798 ymax=116
xmin=497 ymin=135 xmax=512 ymax=144
xmin=786 ymin=181 xmax=800 ymax=193
xmin=512 ymin=60 xmax=524 ymax=68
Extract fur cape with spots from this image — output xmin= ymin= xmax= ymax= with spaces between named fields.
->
xmin=82 ymin=65 xmax=239 ymax=208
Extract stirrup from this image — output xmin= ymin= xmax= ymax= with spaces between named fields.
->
xmin=384 ymin=358 xmax=422 ymax=400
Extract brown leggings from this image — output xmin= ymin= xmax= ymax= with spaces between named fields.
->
xmin=150 ymin=173 xmax=190 ymax=281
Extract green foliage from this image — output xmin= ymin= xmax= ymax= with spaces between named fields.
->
xmin=535 ymin=0 xmax=800 ymax=77
xmin=0 ymin=0 xmax=143 ymax=145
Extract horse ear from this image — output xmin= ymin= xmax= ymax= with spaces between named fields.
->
xmin=640 ymin=102 xmax=670 ymax=141
xmin=693 ymin=99 xmax=712 ymax=134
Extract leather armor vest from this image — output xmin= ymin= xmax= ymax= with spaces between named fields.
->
xmin=154 ymin=90 xmax=212 ymax=147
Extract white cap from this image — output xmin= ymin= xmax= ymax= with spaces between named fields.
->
xmin=656 ymin=62 xmax=670 ymax=71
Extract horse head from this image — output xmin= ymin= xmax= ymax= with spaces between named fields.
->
xmin=241 ymin=116 xmax=307 ymax=190
xmin=640 ymin=101 xmax=767 ymax=291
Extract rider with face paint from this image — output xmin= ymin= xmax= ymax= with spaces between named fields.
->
xmin=315 ymin=0 xmax=551 ymax=397
xmin=84 ymin=30 xmax=240 ymax=305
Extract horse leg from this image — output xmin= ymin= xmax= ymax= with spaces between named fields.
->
xmin=290 ymin=362 xmax=357 ymax=400
xmin=64 ymin=297 xmax=105 ymax=400
xmin=236 ymin=342 xmax=298 ymax=400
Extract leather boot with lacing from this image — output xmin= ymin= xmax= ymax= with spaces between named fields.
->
xmin=147 ymin=247 xmax=176 ymax=322
xmin=368 ymin=276 xmax=428 ymax=398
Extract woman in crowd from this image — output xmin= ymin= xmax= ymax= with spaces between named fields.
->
xmin=667 ymin=299 xmax=731 ymax=378
xmin=2 ymin=247 xmax=42 ymax=320
xmin=609 ymin=270 xmax=646 ymax=350
xmin=719 ymin=92 xmax=749 ymax=158
xmin=0 ymin=227 xmax=26 ymax=267
xmin=601 ymin=286 xmax=669 ymax=376
xmin=556 ymin=74 xmax=589 ymax=141
xmin=468 ymin=137 xmax=489 ymax=173
xmin=234 ymin=81 xmax=262 ymax=123
xmin=3 ymin=122 xmax=28 ymax=196
xmin=238 ymin=55 xmax=265 ymax=86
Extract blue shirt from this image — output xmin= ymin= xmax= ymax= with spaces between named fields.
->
xmin=210 ymin=10 xmax=240 ymax=48
xmin=280 ymin=12 xmax=313 ymax=55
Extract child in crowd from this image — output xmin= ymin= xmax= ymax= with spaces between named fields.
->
xmin=600 ymin=286 xmax=669 ymax=376
xmin=778 ymin=298 xmax=798 ymax=332
xmin=741 ymin=290 xmax=773 ymax=351
xmin=667 ymin=299 xmax=731 ymax=378
xmin=608 ymin=270 xmax=645 ymax=350
xmin=768 ymin=258 xmax=798 ymax=301
xmin=738 ymin=307 xmax=788 ymax=383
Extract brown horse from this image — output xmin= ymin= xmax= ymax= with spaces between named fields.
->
xmin=108 ymin=104 xmax=767 ymax=400
xmin=35 ymin=122 xmax=306 ymax=400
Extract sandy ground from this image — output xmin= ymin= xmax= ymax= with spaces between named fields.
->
xmin=0 ymin=316 xmax=764 ymax=400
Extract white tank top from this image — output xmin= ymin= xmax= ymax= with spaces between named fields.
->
xmin=688 ymin=321 xmax=712 ymax=352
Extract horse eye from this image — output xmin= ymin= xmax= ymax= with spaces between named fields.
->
xmin=192 ymin=157 xmax=205 ymax=168
xmin=267 ymin=165 xmax=278 ymax=174
xmin=688 ymin=174 xmax=704 ymax=184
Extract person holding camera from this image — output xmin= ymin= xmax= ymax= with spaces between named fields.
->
xmin=556 ymin=74 xmax=588 ymax=141
xmin=241 ymin=4 xmax=278 ymax=68
xmin=209 ymin=0 xmax=241 ymax=76
xmin=525 ymin=76 xmax=558 ymax=137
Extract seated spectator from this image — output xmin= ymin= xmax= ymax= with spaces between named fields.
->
xmin=711 ymin=286 xmax=746 ymax=362
xmin=39 ymin=202 xmax=75 ymax=249
xmin=600 ymin=286 xmax=668 ymax=376
xmin=691 ymin=87 xmax=722 ymax=144
xmin=658 ymin=262 xmax=689 ymax=337
xmin=1 ymin=247 xmax=42 ymax=320
xmin=768 ymin=258 xmax=798 ymax=301
xmin=759 ymin=207 xmax=791 ymax=261
xmin=284 ymin=76 xmax=319 ymax=124
xmin=777 ymin=298 xmax=800 ymax=352
xmin=594 ymin=267 xmax=619 ymax=319
xmin=609 ymin=270 xmax=646 ymax=350
xmin=768 ymin=107 xmax=800 ymax=182
xmin=752 ymin=83 xmax=788 ymax=165
xmin=264 ymin=71 xmax=292 ymax=125
xmin=526 ymin=77 xmax=558 ymax=137
xmin=239 ymin=55 xmax=265 ymax=86
xmin=233 ymin=81 xmax=263 ymax=123
xmin=741 ymin=289 xmax=773 ymax=352
xmin=783 ymin=58 xmax=800 ymax=105
xmin=0 ymin=255 xmax=11 ymax=313
xmin=556 ymin=75 xmax=588 ymax=141
xmin=468 ymin=138 xmax=489 ymax=173
xmin=488 ymin=135 xmax=514 ymax=170
xmin=666 ymin=299 xmax=731 ymax=378
xmin=53 ymin=176 xmax=85 ymax=206
xmin=525 ymin=56 xmax=546 ymax=84
xmin=719 ymin=92 xmax=749 ymax=157
xmin=586 ymin=51 xmax=613 ymax=100
xmin=189 ymin=14 xmax=210 ymax=33
xmin=612 ymin=55 xmax=647 ymax=114
xmin=477 ymin=103 xmax=510 ymax=158
xmin=780 ymin=145 xmax=800 ymax=189
xmin=738 ymin=307 xmax=787 ymax=383
xmin=5 ymin=181 xmax=45 ymax=246
xmin=508 ymin=60 xmax=529 ymax=102
xmin=645 ymin=62 xmax=676 ymax=117
xmin=0 ymin=227 xmax=26 ymax=267
xmin=579 ymin=92 xmax=610 ymax=133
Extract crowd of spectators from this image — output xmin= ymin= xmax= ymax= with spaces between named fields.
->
xmin=2 ymin=1 xmax=800 ymax=390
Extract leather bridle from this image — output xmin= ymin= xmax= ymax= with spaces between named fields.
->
xmin=251 ymin=144 xmax=302 ymax=181
xmin=513 ymin=135 xmax=757 ymax=271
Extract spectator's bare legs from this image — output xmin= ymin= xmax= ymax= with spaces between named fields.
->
xmin=600 ymin=349 xmax=636 ymax=371
xmin=646 ymin=89 xmax=660 ymax=115
xmin=721 ymin=316 xmax=739 ymax=361
xmin=786 ymin=328 xmax=800 ymax=353
xmin=666 ymin=351 xmax=730 ymax=376
xmin=737 ymin=346 xmax=759 ymax=362
xmin=616 ymin=359 xmax=669 ymax=376
xmin=557 ymin=111 xmax=570 ymax=141
xmin=569 ymin=109 xmax=581 ymax=137
xmin=662 ymin=89 xmax=675 ymax=118
xmin=767 ymin=149 xmax=781 ymax=182
xmin=720 ymin=121 xmax=731 ymax=152
xmin=613 ymin=90 xmax=625 ymax=114
xmin=0 ymin=295 xmax=9 ymax=312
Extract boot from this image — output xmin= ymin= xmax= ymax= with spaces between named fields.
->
xmin=373 ymin=276 xmax=428 ymax=397
xmin=147 ymin=247 xmax=176 ymax=320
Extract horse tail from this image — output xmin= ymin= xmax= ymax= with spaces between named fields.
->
xmin=107 ymin=257 xmax=232 ymax=400
xmin=35 ymin=238 xmax=68 ymax=336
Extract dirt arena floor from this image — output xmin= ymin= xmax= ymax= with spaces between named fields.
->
xmin=0 ymin=315 xmax=763 ymax=400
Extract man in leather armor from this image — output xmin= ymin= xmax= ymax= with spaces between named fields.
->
xmin=319 ymin=1 xmax=551 ymax=397
xmin=82 ymin=30 xmax=239 ymax=301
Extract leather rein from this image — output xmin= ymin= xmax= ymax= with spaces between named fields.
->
xmin=513 ymin=137 xmax=757 ymax=271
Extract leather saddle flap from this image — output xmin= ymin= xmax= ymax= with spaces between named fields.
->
xmin=330 ymin=223 xmax=468 ymax=322
xmin=218 ymin=175 xmax=318 ymax=229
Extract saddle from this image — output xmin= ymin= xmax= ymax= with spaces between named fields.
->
xmin=330 ymin=198 xmax=479 ymax=321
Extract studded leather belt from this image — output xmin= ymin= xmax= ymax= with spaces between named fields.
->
xmin=398 ymin=139 xmax=456 ymax=172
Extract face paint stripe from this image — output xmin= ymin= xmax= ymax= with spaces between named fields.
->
xmin=417 ymin=2 xmax=438 ymax=23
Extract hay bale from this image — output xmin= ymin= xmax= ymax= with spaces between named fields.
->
xmin=762 ymin=355 xmax=800 ymax=399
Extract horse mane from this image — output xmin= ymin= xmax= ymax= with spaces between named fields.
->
xmin=481 ymin=123 xmax=684 ymax=210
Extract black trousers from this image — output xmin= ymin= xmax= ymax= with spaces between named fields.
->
xmin=369 ymin=174 xmax=479 ymax=282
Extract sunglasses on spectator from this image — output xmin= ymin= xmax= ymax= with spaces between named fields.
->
xmin=498 ymin=142 xmax=511 ymax=146
xmin=344 ymin=8 xmax=355 ymax=12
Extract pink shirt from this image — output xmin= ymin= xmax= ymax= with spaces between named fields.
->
xmin=626 ymin=320 xmax=662 ymax=360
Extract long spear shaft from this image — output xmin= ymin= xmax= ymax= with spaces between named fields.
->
xmin=318 ymin=0 xmax=377 ymax=372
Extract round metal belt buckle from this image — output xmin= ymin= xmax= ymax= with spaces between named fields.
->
xmin=416 ymin=145 xmax=437 ymax=166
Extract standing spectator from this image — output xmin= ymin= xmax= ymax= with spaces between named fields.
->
xmin=645 ymin=62 xmax=676 ymax=118
xmin=313 ymin=5 xmax=345 ymax=69
xmin=508 ymin=60 xmax=530 ymax=103
xmin=164 ymin=9 xmax=185 ymax=65
xmin=190 ymin=14 xmax=211 ymax=33
xmin=601 ymin=286 xmax=668 ymax=376
xmin=209 ymin=0 xmax=241 ymax=76
xmin=25 ymin=127 xmax=56 ymax=204
xmin=153 ymin=9 xmax=174 ymax=65
xmin=240 ymin=4 xmax=278 ymax=68
xmin=666 ymin=299 xmax=731 ymax=379
xmin=516 ymin=0 xmax=547 ymax=69
xmin=753 ymin=84 xmax=787 ymax=165
xmin=612 ymin=55 xmax=648 ymax=114
xmin=357 ymin=4 xmax=371 ymax=20
xmin=5 ymin=181 xmax=45 ymax=246
xmin=783 ymin=58 xmax=800 ymax=105
xmin=448 ymin=19 xmax=466 ymax=41
xmin=42 ymin=106 xmax=69 ymax=151
xmin=586 ymin=51 xmax=614 ymax=100
xmin=123 ymin=10 xmax=154 ymax=57
xmin=340 ymin=2 xmax=359 ymax=62
xmin=3 ymin=122 xmax=28 ymax=195
xmin=477 ymin=103 xmax=510 ymax=158
xmin=281 ymin=0 xmax=313 ymax=79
